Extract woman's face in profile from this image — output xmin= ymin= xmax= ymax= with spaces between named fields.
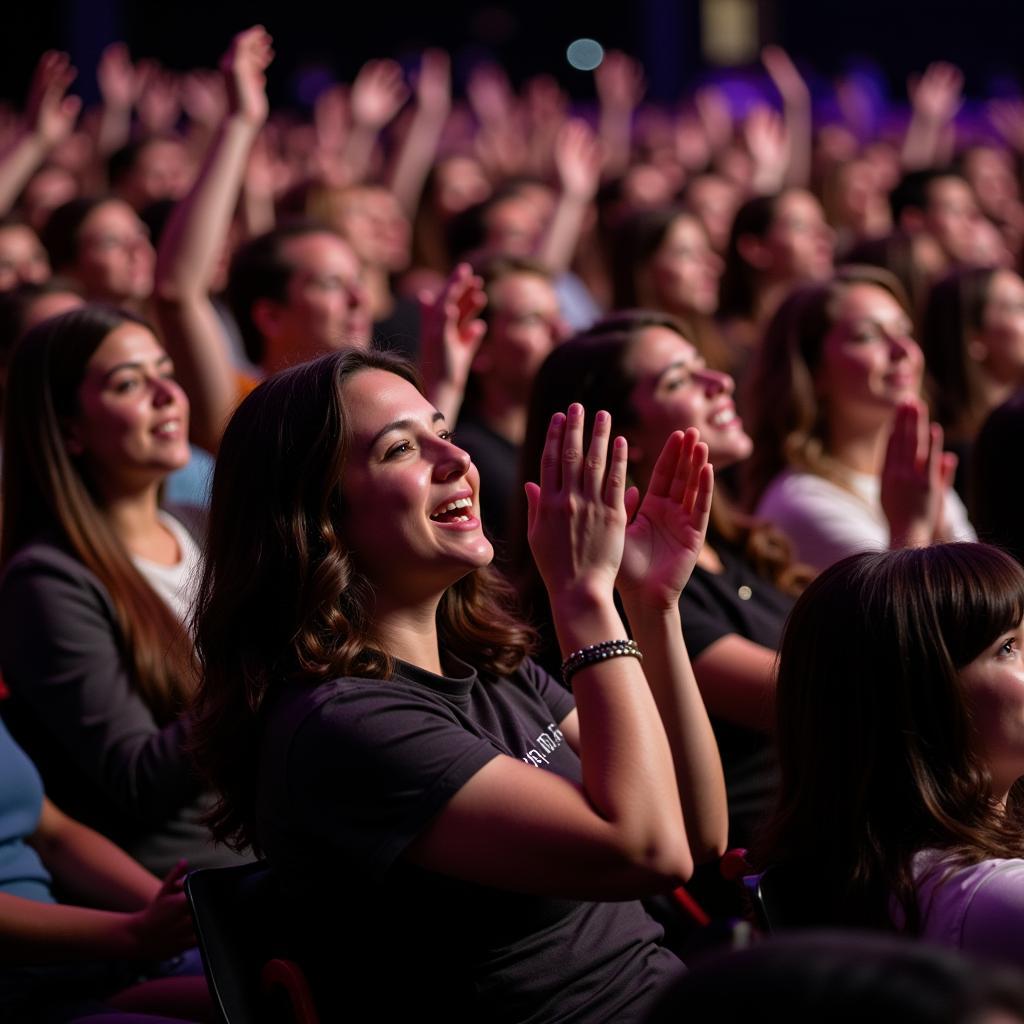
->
xmin=814 ymin=284 xmax=923 ymax=429
xmin=624 ymin=326 xmax=752 ymax=476
xmin=337 ymin=369 xmax=493 ymax=602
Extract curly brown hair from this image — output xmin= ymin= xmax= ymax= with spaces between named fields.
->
xmin=190 ymin=349 xmax=534 ymax=852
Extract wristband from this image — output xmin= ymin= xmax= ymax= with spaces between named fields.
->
xmin=561 ymin=639 xmax=643 ymax=686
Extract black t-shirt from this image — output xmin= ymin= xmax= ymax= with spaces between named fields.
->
xmin=453 ymin=413 xmax=520 ymax=560
xmin=257 ymin=655 xmax=684 ymax=1023
xmin=680 ymin=541 xmax=792 ymax=848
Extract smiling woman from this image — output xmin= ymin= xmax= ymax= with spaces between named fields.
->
xmin=0 ymin=305 xmax=244 ymax=874
xmin=190 ymin=347 xmax=728 ymax=1021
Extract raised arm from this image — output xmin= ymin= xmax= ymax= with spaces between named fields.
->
xmin=0 ymin=51 xmax=80 ymax=216
xmin=761 ymin=45 xmax=812 ymax=189
xmin=404 ymin=406 xmax=693 ymax=899
xmin=153 ymin=25 xmax=273 ymax=452
xmin=343 ymin=58 xmax=409 ymax=186
xmin=94 ymin=43 xmax=138 ymax=159
xmin=388 ymin=49 xmax=451 ymax=219
xmin=537 ymin=119 xmax=602 ymax=275
xmin=594 ymin=50 xmax=645 ymax=180
xmin=615 ymin=429 xmax=728 ymax=861
xmin=902 ymin=62 xmax=963 ymax=171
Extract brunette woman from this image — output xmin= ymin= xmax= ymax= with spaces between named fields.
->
xmin=517 ymin=311 xmax=807 ymax=846
xmin=759 ymin=543 xmax=1024 ymax=967
xmin=743 ymin=266 xmax=975 ymax=572
xmin=190 ymin=348 xmax=727 ymax=1021
xmin=0 ymin=306 xmax=240 ymax=872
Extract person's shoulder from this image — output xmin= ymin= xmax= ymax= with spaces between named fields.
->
xmin=0 ymin=537 xmax=100 ymax=589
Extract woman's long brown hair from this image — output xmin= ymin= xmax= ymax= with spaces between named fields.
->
xmin=190 ymin=349 xmax=534 ymax=853
xmin=1 ymin=305 xmax=196 ymax=722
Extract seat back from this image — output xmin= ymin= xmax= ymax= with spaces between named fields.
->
xmin=185 ymin=861 xmax=315 ymax=1024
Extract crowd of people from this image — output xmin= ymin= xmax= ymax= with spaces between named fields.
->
xmin=2 ymin=20 xmax=1024 ymax=1023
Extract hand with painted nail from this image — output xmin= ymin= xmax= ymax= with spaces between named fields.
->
xmin=524 ymin=405 xmax=628 ymax=606
xmin=617 ymin=429 xmax=714 ymax=612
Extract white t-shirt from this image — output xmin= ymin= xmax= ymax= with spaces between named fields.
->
xmin=130 ymin=512 xmax=202 ymax=626
xmin=755 ymin=468 xmax=976 ymax=572
xmin=912 ymin=850 xmax=1024 ymax=966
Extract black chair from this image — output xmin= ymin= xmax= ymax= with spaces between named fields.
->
xmin=185 ymin=861 xmax=320 ymax=1024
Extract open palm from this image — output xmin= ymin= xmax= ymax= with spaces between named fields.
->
xmin=618 ymin=430 xmax=713 ymax=610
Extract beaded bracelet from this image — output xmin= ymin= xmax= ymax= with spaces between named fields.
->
xmin=561 ymin=639 xmax=643 ymax=686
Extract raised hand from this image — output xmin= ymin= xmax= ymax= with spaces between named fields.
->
xmin=594 ymin=51 xmax=646 ymax=112
xmin=414 ymin=49 xmax=451 ymax=120
xmin=554 ymin=118 xmax=602 ymax=201
xmin=96 ymin=43 xmax=138 ymax=113
xmin=880 ymin=399 xmax=944 ymax=549
xmin=908 ymin=61 xmax=964 ymax=125
xmin=417 ymin=262 xmax=487 ymax=423
xmin=988 ymin=98 xmax=1024 ymax=154
xmin=136 ymin=60 xmax=181 ymax=135
xmin=467 ymin=63 xmax=515 ymax=129
xmin=744 ymin=104 xmax=789 ymax=194
xmin=618 ymin=429 xmax=713 ymax=612
xmin=25 ymin=51 xmax=81 ymax=148
xmin=181 ymin=69 xmax=227 ymax=129
xmin=525 ymin=406 xmax=628 ymax=606
xmin=695 ymin=85 xmax=734 ymax=155
xmin=350 ymin=58 xmax=409 ymax=129
xmin=221 ymin=24 xmax=274 ymax=127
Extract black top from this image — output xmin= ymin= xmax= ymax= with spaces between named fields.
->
xmin=680 ymin=539 xmax=792 ymax=848
xmin=256 ymin=654 xmax=684 ymax=1023
xmin=454 ymin=411 xmax=520 ymax=560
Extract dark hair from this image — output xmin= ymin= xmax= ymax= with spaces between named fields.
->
xmin=1 ymin=305 xmax=196 ymax=721
xmin=40 ymin=197 xmax=109 ymax=273
xmin=611 ymin=207 xmax=688 ymax=309
xmin=890 ymin=168 xmax=966 ymax=224
xmin=650 ymin=930 xmax=1024 ymax=1024
xmin=972 ymin=391 xmax=1024 ymax=565
xmin=0 ymin=278 xmax=83 ymax=392
xmin=741 ymin=265 xmax=912 ymax=508
xmin=758 ymin=544 xmax=1024 ymax=932
xmin=226 ymin=221 xmax=344 ymax=365
xmin=191 ymin=348 xmax=534 ymax=851
xmin=920 ymin=267 xmax=1000 ymax=438
xmin=717 ymin=193 xmax=782 ymax=320
xmin=512 ymin=313 xmax=806 ymax=660
xmin=842 ymin=231 xmax=935 ymax=330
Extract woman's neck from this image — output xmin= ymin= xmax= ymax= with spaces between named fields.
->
xmin=362 ymin=264 xmax=394 ymax=322
xmin=371 ymin=599 xmax=444 ymax=675
xmin=101 ymin=484 xmax=178 ymax=565
xmin=826 ymin=414 xmax=890 ymax=476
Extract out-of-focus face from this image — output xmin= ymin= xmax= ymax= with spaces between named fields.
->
xmin=73 ymin=200 xmax=154 ymax=303
xmin=815 ymin=283 xmax=923 ymax=431
xmin=260 ymin=232 xmax=372 ymax=365
xmin=119 ymin=139 xmax=192 ymax=210
xmin=958 ymin=615 xmax=1024 ymax=801
xmin=0 ymin=224 xmax=50 ymax=292
xmin=646 ymin=215 xmax=723 ymax=317
xmin=434 ymin=155 xmax=491 ymax=219
xmin=763 ymin=190 xmax=835 ymax=283
xmin=339 ymin=369 xmax=492 ymax=604
xmin=925 ymin=176 xmax=982 ymax=265
xmin=962 ymin=146 xmax=1020 ymax=218
xmin=625 ymin=325 xmax=752 ymax=476
xmin=481 ymin=272 xmax=565 ymax=398
xmin=976 ymin=270 xmax=1024 ymax=382
xmin=21 ymin=290 xmax=83 ymax=331
xmin=68 ymin=323 xmax=190 ymax=497
xmin=684 ymin=174 xmax=742 ymax=254
xmin=20 ymin=167 xmax=78 ymax=233
xmin=483 ymin=194 xmax=549 ymax=257
xmin=331 ymin=187 xmax=411 ymax=273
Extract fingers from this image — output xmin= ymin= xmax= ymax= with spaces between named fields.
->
xmin=604 ymin=436 xmax=628 ymax=509
xmin=583 ymin=410 xmax=611 ymax=500
xmin=158 ymin=859 xmax=189 ymax=894
xmin=524 ymin=481 xmax=540 ymax=536
xmin=539 ymin=411 xmax=566 ymax=495
xmin=561 ymin=403 xmax=585 ymax=494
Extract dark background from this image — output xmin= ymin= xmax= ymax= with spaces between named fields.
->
xmin=2 ymin=0 xmax=1021 ymax=110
